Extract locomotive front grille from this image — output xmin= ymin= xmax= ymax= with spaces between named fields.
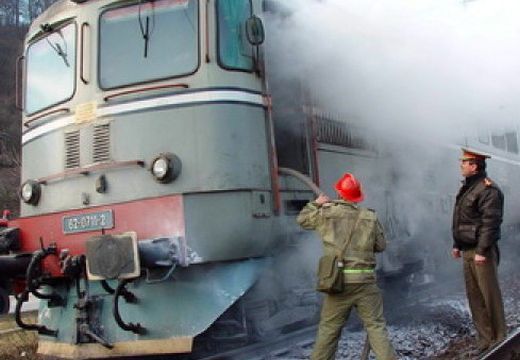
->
xmin=93 ymin=124 xmax=111 ymax=163
xmin=64 ymin=130 xmax=80 ymax=169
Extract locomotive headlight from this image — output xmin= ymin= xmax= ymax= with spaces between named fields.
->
xmin=152 ymin=158 xmax=169 ymax=179
xmin=151 ymin=153 xmax=182 ymax=184
xmin=20 ymin=180 xmax=41 ymax=205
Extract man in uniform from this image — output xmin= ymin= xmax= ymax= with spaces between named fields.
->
xmin=297 ymin=173 xmax=396 ymax=360
xmin=452 ymin=148 xmax=507 ymax=353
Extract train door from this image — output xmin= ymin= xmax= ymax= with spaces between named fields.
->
xmin=270 ymin=80 xmax=314 ymax=180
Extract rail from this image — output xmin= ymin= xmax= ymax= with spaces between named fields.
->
xmin=0 ymin=327 xmax=24 ymax=336
xmin=480 ymin=327 xmax=520 ymax=360
xmin=0 ymin=310 xmax=38 ymax=340
xmin=199 ymin=325 xmax=317 ymax=360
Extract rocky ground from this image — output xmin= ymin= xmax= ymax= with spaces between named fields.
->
xmin=432 ymin=273 xmax=520 ymax=360
xmin=272 ymin=272 xmax=520 ymax=360
xmin=0 ymin=312 xmax=37 ymax=360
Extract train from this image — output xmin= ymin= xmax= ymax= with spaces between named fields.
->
xmin=1 ymin=0 xmax=520 ymax=359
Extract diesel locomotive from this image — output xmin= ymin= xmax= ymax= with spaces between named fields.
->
xmin=1 ymin=0 xmax=520 ymax=359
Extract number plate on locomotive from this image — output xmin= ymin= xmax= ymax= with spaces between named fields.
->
xmin=62 ymin=210 xmax=114 ymax=234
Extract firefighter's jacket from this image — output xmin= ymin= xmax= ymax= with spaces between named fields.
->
xmin=452 ymin=172 xmax=504 ymax=256
xmin=297 ymin=200 xmax=386 ymax=283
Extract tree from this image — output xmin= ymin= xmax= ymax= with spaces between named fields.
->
xmin=0 ymin=24 xmax=23 ymax=166
xmin=0 ymin=0 xmax=20 ymax=27
xmin=0 ymin=24 xmax=24 ymax=215
xmin=1 ymin=0 xmax=56 ymax=27
xmin=28 ymin=0 xmax=56 ymax=22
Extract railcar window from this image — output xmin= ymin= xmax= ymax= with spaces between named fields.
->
xmin=505 ymin=132 xmax=518 ymax=154
xmin=217 ymin=0 xmax=254 ymax=71
xmin=491 ymin=133 xmax=506 ymax=150
xmin=478 ymin=131 xmax=489 ymax=145
xmin=99 ymin=0 xmax=198 ymax=89
xmin=25 ymin=23 xmax=76 ymax=114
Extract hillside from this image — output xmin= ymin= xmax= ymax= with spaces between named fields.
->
xmin=0 ymin=25 xmax=24 ymax=217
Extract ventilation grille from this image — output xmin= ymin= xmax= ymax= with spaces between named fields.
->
xmin=65 ymin=130 xmax=80 ymax=169
xmin=93 ymin=124 xmax=111 ymax=163
xmin=315 ymin=117 xmax=372 ymax=151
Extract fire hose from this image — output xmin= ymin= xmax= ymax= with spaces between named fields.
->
xmin=277 ymin=167 xmax=322 ymax=196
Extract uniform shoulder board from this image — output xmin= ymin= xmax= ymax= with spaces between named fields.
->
xmin=483 ymin=178 xmax=493 ymax=187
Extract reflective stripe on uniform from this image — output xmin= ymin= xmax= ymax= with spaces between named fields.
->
xmin=343 ymin=269 xmax=375 ymax=274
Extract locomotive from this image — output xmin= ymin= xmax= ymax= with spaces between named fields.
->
xmin=1 ymin=0 xmax=520 ymax=359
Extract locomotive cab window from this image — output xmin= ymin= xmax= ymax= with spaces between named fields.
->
xmin=99 ymin=0 xmax=199 ymax=89
xmin=217 ymin=0 xmax=254 ymax=71
xmin=25 ymin=23 xmax=76 ymax=115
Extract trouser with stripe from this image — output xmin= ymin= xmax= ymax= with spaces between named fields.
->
xmin=310 ymin=282 xmax=397 ymax=360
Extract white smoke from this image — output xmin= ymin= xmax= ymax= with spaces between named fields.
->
xmin=266 ymin=0 xmax=520 ymax=141
xmin=264 ymin=0 xmax=520 ymax=281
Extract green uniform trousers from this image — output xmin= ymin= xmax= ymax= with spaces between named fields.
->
xmin=463 ymin=248 xmax=507 ymax=350
xmin=310 ymin=283 xmax=397 ymax=360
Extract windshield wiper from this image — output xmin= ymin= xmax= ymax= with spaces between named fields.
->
xmin=138 ymin=0 xmax=156 ymax=58
xmin=54 ymin=42 xmax=70 ymax=67
xmin=141 ymin=16 xmax=150 ymax=58
xmin=45 ymin=30 xmax=70 ymax=67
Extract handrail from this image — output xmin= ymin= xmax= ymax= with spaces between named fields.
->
xmin=24 ymin=108 xmax=70 ymax=127
xmin=205 ymin=0 xmax=210 ymax=63
xmin=37 ymin=160 xmax=145 ymax=185
xmin=104 ymin=83 xmax=189 ymax=102
xmin=15 ymin=56 xmax=24 ymax=111
xmin=80 ymin=23 xmax=90 ymax=85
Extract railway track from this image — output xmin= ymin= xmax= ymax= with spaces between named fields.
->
xmin=480 ymin=328 xmax=520 ymax=360
xmin=197 ymin=326 xmax=317 ymax=360
xmin=0 ymin=294 xmax=516 ymax=360
xmin=0 ymin=311 xmax=38 ymax=335
xmin=0 ymin=327 xmax=25 ymax=337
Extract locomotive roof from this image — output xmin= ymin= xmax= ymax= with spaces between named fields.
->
xmin=27 ymin=0 xmax=81 ymax=42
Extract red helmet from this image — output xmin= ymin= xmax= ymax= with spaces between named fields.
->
xmin=334 ymin=173 xmax=364 ymax=203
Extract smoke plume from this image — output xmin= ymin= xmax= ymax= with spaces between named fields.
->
xmin=266 ymin=0 xmax=520 ymax=141
xmin=264 ymin=0 xmax=520 ymax=284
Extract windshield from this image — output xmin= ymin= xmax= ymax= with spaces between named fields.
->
xmin=99 ymin=0 xmax=198 ymax=89
xmin=25 ymin=23 xmax=76 ymax=114
xmin=217 ymin=0 xmax=253 ymax=71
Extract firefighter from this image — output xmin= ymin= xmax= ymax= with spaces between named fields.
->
xmin=297 ymin=173 xmax=396 ymax=360
xmin=452 ymin=148 xmax=507 ymax=353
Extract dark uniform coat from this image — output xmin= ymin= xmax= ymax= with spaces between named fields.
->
xmin=452 ymin=172 xmax=504 ymax=256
